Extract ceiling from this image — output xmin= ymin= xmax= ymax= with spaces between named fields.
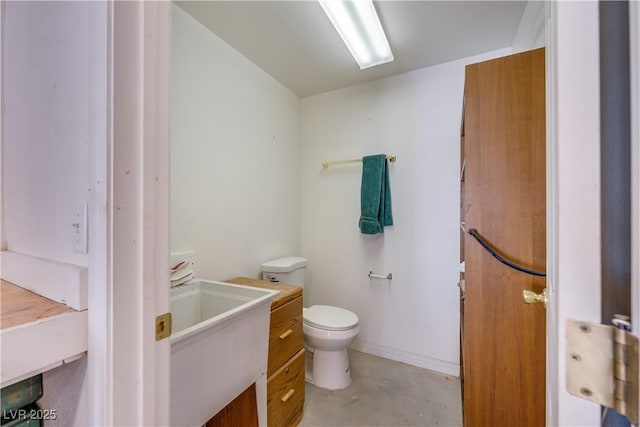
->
xmin=176 ymin=1 xmax=527 ymax=97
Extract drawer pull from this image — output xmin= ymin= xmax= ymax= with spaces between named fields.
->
xmin=281 ymin=389 xmax=295 ymax=402
xmin=279 ymin=329 xmax=293 ymax=340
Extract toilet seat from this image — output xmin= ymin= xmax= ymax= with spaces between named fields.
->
xmin=303 ymin=305 xmax=358 ymax=331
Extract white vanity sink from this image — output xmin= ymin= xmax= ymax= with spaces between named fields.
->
xmin=170 ymin=279 xmax=278 ymax=427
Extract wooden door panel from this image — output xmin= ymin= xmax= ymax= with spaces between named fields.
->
xmin=463 ymin=48 xmax=546 ymax=426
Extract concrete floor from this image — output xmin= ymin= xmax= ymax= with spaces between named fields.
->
xmin=299 ymin=350 xmax=462 ymax=427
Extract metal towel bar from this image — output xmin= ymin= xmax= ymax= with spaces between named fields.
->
xmin=322 ymin=155 xmax=397 ymax=170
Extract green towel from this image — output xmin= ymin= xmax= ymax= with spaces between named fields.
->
xmin=359 ymin=154 xmax=393 ymax=234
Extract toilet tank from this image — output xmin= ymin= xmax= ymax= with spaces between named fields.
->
xmin=261 ymin=257 xmax=307 ymax=286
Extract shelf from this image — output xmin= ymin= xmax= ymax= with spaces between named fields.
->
xmin=1 ymin=280 xmax=88 ymax=387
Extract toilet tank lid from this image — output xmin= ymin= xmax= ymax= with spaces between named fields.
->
xmin=261 ymin=256 xmax=308 ymax=273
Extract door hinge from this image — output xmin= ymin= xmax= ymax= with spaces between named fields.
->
xmin=156 ymin=312 xmax=172 ymax=341
xmin=566 ymin=318 xmax=638 ymax=425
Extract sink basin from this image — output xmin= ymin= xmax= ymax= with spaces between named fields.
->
xmin=170 ymin=279 xmax=278 ymax=427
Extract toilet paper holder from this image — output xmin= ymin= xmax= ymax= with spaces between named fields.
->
xmin=368 ymin=271 xmax=392 ymax=280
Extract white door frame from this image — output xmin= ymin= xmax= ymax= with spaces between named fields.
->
xmin=95 ymin=0 xmax=640 ymax=424
xmin=547 ymin=1 xmax=640 ymax=426
xmin=546 ymin=1 xmax=603 ymax=426
xmin=89 ymin=1 xmax=171 ymax=425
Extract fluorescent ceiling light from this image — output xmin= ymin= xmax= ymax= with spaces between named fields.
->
xmin=319 ymin=0 xmax=394 ymax=70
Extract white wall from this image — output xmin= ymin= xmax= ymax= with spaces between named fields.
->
xmin=171 ymin=5 xmax=300 ymax=281
xmin=299 ymin=48 xmax=510 ymax=376
xmin=512 ymin=0 xmax=545 ymax=53
xmin=38 ymin=358 xmax=89 ymax=426
xmin=1 ymin=2 xmax=103 ymax=425
xmin=2 ymin=1 xmax=91 ymax=267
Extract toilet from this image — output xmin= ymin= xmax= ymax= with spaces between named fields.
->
xmin=261 ymin=257 xmax=359 ymax=390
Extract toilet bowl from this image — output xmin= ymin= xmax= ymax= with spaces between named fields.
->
xmin=261 ymin=257 xmax=360 ymax=390
xmin=303 ymin=305 xmax=359 ymax=390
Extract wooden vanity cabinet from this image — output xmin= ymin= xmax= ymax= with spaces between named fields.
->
xmin=226 ymin=277 xmax=305 ymax=427
xmin=205 ymin=384 xmax=258 ymax=427
xmin=266 ymin=348 xmax=305 ymax=427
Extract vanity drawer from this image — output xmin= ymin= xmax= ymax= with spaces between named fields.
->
xmin=268 ymin=296 xmax=303 ymax=376
xmin=267 ymin=348 xmax=305 ymax=427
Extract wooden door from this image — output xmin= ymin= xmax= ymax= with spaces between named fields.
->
xmin=462 ymin=48 xmax=546 ymax=426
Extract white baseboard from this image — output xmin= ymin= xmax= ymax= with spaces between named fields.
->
xmin=350 ymin=339 xmax=460 ymax=378
xmin=1 ymin=250 xmax=88 ymax=310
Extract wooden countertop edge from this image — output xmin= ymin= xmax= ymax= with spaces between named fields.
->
xmin=1 ymin=279 xmax=77 ymax=330
xmin=225 ymin=277 xmax=302 ymax=310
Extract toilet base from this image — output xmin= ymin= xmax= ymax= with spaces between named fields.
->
xmin=305 ymin=347 xmax=352 ymax=390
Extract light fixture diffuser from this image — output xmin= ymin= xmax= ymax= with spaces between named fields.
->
xmin=319 ymin=0 xmax=394 ymax=69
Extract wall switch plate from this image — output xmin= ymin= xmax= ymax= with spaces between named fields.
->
xmin=73 ymin=203 xmax=88 ymax=253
